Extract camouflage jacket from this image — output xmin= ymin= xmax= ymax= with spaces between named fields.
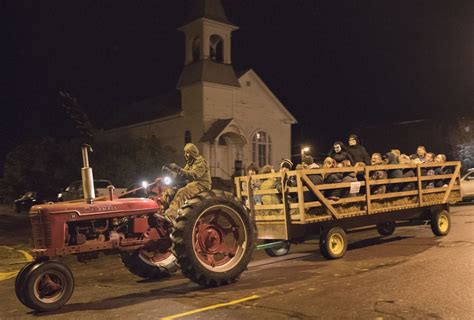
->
xmin=179 ymin=155 xmax=211 ymax=189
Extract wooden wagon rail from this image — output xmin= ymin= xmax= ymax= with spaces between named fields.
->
xmin=235 ymin=161 xmax=462 ymax=239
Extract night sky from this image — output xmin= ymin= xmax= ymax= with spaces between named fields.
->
xmin=1 ymin=0 xmax=473 ymax=167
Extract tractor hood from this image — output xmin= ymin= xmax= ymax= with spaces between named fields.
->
xmin=30 ymin=198 xmax=159 ymax=217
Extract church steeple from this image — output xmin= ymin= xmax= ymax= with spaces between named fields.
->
xmin=177 ymin=0 xmax=240 ymax=88
xmin=186 ymin=0 xmax=233 ymax=26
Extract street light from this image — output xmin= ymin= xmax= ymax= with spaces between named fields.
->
xmin=301 ymin=146 xmax=310 ymax=162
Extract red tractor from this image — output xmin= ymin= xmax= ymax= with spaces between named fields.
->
xmin=15 ymin=145 xmax=255 ymax=312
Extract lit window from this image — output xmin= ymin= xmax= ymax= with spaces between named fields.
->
xmin=252 ymin=131 xmax=271 ymax=167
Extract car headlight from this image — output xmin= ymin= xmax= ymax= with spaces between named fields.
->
xmin=163 ymin=176 xmax=172 ymax=185
xmin=57 ymin=193 xmax=62 ymax=199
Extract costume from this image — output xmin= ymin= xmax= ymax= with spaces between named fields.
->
xmin=329 ymin=141 xmax=354 ymax=164
xmin=165 ymin=143 xmax=211 ymax=219
xmin=347 ymin=134 xmax=370 ymax=165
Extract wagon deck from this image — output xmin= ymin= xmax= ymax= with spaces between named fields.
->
xmin=235 ymin=161 xmax=461 ymax=240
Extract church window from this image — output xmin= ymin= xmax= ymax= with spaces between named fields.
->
xmin=184 ymin=130 xmax=192 ymax=144
xmin=246 ymin=81 xmax=251 ymax=87
xmin=252 ymin=131 xmax=272 ymax=167
xmin=192 ymin=37 xmax=201 ymax=61
xmin=209 ymin=34 xmax=224 ymax=62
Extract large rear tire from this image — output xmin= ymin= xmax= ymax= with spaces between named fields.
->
xmin=171 ymin=190 xmax=255 ymax=287
xmin=16 ymin=260 xmax=74 ymax=312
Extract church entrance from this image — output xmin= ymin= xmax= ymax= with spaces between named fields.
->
xmin=214 ymin=132 xmax=245 ymax=180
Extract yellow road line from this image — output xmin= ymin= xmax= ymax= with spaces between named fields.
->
xmin=0 ymin=271 xmax=18 ymax=281
xmin=17 ymin=250 xmax=33 ymax=262
xmin=160 ymin=294 xmax=260 ymax=320
xmin=0 ymin=247 xmax=33 ymax=282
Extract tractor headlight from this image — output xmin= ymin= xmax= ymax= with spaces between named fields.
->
xmin=163 ymin=176 xmax=172 ymax=185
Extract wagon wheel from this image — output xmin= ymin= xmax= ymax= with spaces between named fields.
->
xmin=376 ymin=221 xmax=396 ymax=236
xmin=431 ymin=209 xmax=451 ymax=236
xmin=263 ymin=240 xmax=291 ymax=257
xmin=319 ymin=227 xmax=347 ymax=259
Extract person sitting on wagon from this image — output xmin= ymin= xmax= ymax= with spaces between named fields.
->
xmin=347 ymin=134 xmax=370 ymax=165
xmin=434 ymin=154 xmax=450 ymax=187
xmin=422 ymin=152 xmax=436 ymax=189
xmin=341 ymin=159 xmax=358 ymax=197
xmin=370 ymin=153 xmax=387 ymax=194
xmin=322 ymin=157 xmax=343 ymax=199
xmin=384 ymin=151 xmax=403 ymax=192
xmin=411 ymin=145 xmax=427 ymax=163
xmin=329 ymin=141 xmax=354 ymax=165
xmin=259 ymin=164 xmax=280 ymax=206
xmin=301 ymin=155 xmax=323 ymax=202
xmin=399 ymin=154 xmax=416 ymax=191
xmin=165 ymin=143 xmax=211 ymax=220
xmin=244 ymin=162 xmax=261 ymax=205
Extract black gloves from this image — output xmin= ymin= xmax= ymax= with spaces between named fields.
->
xmin=168 ymin=163 xmax=182 ymax=172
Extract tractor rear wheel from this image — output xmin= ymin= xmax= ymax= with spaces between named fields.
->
xmin=16 ymin=260 xmax=74 ymax=312
xmin=121 ymin=248 xmax=178 ymax=279
xmin=171 ymin=190 xmax=255 ymax=287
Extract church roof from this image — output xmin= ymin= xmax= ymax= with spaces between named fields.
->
xmin=103 ymin=91 xmax=181 ymax=129
xmin=177 ymin=60 xmax=241 ymax=88
xmin=200 ymin=118 xmax=233 ymax=142
xmin=184 ymin=0 xmax=234 ymax=25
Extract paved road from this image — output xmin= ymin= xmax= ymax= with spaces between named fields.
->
xmin=0 ymin=204 xmax=473 ymax=319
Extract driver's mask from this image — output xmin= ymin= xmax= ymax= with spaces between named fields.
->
xmin=348 ymin=138 xmax=356 ymax=146
xmin=184 ymin=152 xmax=192 ymax=163
xmin=334 ymin=144 xmax=342 ymax=153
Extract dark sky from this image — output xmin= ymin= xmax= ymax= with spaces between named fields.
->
xmin=1 ymin=0 xmax=473 ymax=164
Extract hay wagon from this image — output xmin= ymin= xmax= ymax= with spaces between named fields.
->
xmin=235 ymin=161 xmax=462 ymax=258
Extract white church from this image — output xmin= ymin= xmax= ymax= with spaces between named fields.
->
xmin=102 ymin=0 xmax=296 ymax=180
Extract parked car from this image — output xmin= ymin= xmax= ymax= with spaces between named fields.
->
xmin=461 ymin=168 xmax=474 ymax=201
xmin=57 ymin=180 xmax=126 ymax=201
xmin=14 ymin=191 xmax=56 ymax=213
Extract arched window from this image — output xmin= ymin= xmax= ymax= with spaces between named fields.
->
xmin=184 ymin=130 xmax=192 ymax=144
xmin=209 ymin=34 xmax=223 ymax=62
xmin=192 ymin=37 xmax=201 ymax=61
xmin=252 ymin=131 xmax=272 ymax=167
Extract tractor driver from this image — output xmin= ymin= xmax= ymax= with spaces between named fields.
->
xmin=164 ymin=143 xmax=211 ymax=220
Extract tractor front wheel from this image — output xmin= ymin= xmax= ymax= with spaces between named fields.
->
xmin=16 ymin=260 xmax=74 ymax=312
xmin=171 ymin=191 xmax=255 ymax=287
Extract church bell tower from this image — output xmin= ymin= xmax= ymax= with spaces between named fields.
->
xmin=177 ymin=0 xmax=240 ymax=89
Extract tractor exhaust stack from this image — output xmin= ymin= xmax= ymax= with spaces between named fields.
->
xmin=81 ymin=144 xmax=95 ymax=204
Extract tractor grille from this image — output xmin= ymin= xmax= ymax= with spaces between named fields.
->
xmin=30 ymin=212 xmax=52 ymax=249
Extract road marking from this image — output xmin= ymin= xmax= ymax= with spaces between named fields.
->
xmin=17 ymin=250 xmax=33 ymax=262
xmin=0 ymin=271 xmax=18 ymax=281
xmin=160 ymin=294 xmax=260 ymax=320
xmin=0 ymin=247 xmax=33 ymax=282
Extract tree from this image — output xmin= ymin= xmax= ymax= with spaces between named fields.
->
xmin=0 ymin=135 xmax=176 ymax=201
